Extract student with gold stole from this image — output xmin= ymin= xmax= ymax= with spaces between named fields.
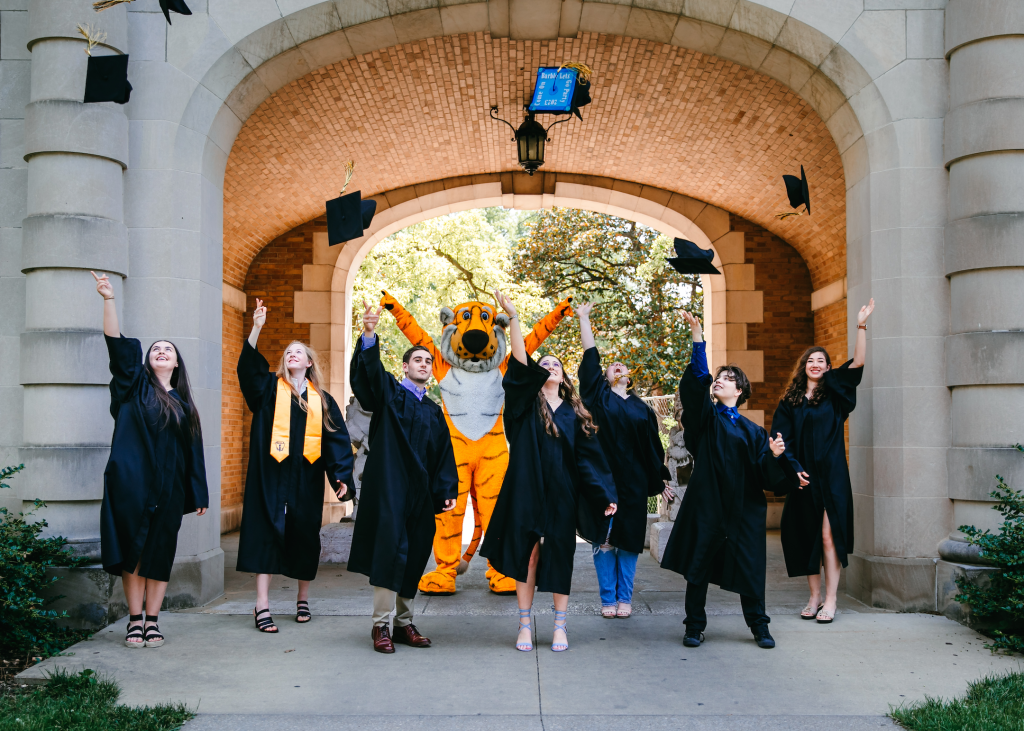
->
xmin=237 ymin=299 xmax=354 ymax=633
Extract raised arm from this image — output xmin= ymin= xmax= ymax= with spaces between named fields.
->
xmin=248 ymin=297 xmax=267 ymax=348
xmin=523 ymin=296 xmax=573 ymax=355
xmin=851 ymin=298 xmax=874 ymax=368
xmin=349 ymin=300 xmax=396 ymax=412
xmin=92 ymin=271 xmax=119 ymax=337
xmin=380 ymin=290 xmax=449 ymax=381
xmin=495 ymin=290 xmax=526 ymax=365
xmin=577 ymin=302 xmax=595 ymax=351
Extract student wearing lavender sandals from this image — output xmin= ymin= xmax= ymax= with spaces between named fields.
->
xmin=481 ymin=291 xmax=617 ymax=653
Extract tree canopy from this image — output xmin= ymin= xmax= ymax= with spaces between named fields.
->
xmin=352 ymin=206 xmax=702 ymax=396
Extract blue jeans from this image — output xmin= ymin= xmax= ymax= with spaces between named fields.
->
xmin=592 ymin=544 xmax=640 ymax=606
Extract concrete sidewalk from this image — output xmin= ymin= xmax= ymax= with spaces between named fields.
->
xmin=18 ymin=533 xmax=1019 ymax=729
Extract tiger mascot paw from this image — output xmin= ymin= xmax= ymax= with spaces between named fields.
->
xmin=418 ymin=570 xmax=457 ymax=596
xmin=486 ymin=571 xmax=518 ymax=596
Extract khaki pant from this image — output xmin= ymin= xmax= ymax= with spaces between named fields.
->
xmin=372 ymin=587 xmax=414 ymax=627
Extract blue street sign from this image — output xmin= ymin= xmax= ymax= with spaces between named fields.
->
xmin=529 ymin=67 xmax=578 ymax=114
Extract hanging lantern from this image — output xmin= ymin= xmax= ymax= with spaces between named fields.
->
xmin=514 ymin=113 xmax=547 ymax=175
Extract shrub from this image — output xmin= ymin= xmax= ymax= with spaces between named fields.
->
xmin=954 ymin=445 xmax=1024 ymax=654
xmin=0 ymin=465 xmax=90 ymax=659
xmin=889 ymin=671 xmax=1024 ymax=731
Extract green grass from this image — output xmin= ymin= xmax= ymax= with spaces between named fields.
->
xmin=0 ymin=668 xmax=194 ymax=731
xmin=890 ymin=671 xmax=1024 ymax=731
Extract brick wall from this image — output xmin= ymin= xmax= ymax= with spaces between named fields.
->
xmin=814 ymin=299 xmax=848 ymax=364
xmin=219 ymin=219 xmax=317 ymax=530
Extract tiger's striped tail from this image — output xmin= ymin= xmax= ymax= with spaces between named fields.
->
xmin=457 ymin=510 xmax=484 ymax=574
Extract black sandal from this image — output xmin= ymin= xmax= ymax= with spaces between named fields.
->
xmin=143 ymin=614 xmax=164 ymax=647
xmin=254 ymin=607 xmax=279 ymax=633
xmin=124 ymin=614 xmax=144 ymax=648
xmin=296 ymin=600 xmax=311 ymax=624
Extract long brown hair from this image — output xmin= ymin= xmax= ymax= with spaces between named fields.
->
xmin=144 ymin=341 xmax=201 ymax=438
xmin=275 ymin=341 xmax=338 ymax=431
xmin=536 ymin=356 xmax=598 ymax=438
xmin=782 ymin=346 xmax=832 ymax=407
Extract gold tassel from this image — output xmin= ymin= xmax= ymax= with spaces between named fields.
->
xmin=93 ymin=0 xmax=134 ymax=10
xmin=557 ymin=61 xmax=593 ymax=83
xmin=774 ymin=210 xmax=806 ymax=220
xmin=340 ymin=161 xmax=356 ymax=195
xmin=77 ymin=23 xmax=107 ymax=56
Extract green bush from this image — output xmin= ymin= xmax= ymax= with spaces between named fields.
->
xmin=0 ymin=465 xmax=90 ymax=659
xmin=0 ymin=668 xmax=194 ymax=731
xmin=954 ymin=445 xmax=1024 ymax=654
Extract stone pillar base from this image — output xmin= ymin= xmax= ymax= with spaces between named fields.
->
xmin=319 ymin=520 xmax=354 ymax=563
xmin=846 ymin=552 xmax=938 ymax=612
xmin=936 ymin=559 xmax=996 ymax=627
xmin=164 ymin=547 xmax=225 ymax=610
xmin=220 ymin=504 xmax=243 ymax=534
xmin=42 ymin=548 xmax=224 ymax=630
xmin=42 ymin=565 xmax=126 ymax=630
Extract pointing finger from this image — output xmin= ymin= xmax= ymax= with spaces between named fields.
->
xmin=375 ymin=306 xmax=383 ymax=316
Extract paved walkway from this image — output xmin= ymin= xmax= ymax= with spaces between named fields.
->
xmin=20 ymin=532 xmax=1019 ymax=729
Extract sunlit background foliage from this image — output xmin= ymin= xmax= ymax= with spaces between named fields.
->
xmin=352 ymin=207 xmax=702 ymax=398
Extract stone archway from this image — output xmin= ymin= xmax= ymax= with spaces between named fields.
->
xmin=14 ymin=0 xmax=960 ymax=617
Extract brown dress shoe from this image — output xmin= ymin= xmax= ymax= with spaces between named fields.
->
xmin=392 ymin=623 xmax=432 ymax=648
xmin=372 ymin=624 xmax=395 ymax=654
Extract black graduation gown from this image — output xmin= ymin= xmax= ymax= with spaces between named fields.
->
xmin=347 ymin=336 xmax=459 ymax=597
xmin=771 ymin=361 xmax=862 ymax=576
xmin=578 ymin=347 xmax=671 ymax=554
xmin=660 ymin=362 xmax=798 ymax=598
xmin=480 ymin=355 xmax=617 ymax=595
xmin=100 ymin=335 xmax=209 ymax=581
xmin=236 ymin=341 xmax=354 ymax=581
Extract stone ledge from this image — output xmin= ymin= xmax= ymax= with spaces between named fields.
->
xmin=946 ymin=213 xmax=1024 ymax=274
xmin=21 ymin=214 xmax=128 ymax=275
xmin=944 ymin=98 xmax=1024 ymax=167
xmin=946 ymin=331 xmax=1024 ymax=387
xmin=947 ymin=447 xmax=1024 ymax=501
xmin=23 ymin=100 xmax=128 ymax=168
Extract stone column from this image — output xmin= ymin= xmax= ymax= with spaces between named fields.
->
xmin=940 ymin=0 xmax=1024 ymax=618
xmin=20 ymin=1 xmax=129 ymax=625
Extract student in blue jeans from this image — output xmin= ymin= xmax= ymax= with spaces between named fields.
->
xmin=577 ymin=304 xmax=674 ymax=618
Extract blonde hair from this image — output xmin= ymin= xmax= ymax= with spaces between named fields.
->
xmin=275 ymin=341 xmax=338 ymax=431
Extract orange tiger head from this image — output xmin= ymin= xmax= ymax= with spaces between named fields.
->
xmin=438 ymin=301 xmax=510 ymax=372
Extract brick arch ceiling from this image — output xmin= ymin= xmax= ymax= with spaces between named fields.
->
xmin=223 ymin=31 xmax=845 ymax=290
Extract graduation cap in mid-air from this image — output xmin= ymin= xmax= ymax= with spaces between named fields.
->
xmin=666 ymin=238 xmax=722 ymax=275
xmin=92 ymin=0 xmax=191 ymax=25
xmin=777 ymin=165 xmax=811 ymax=219
xmin=78 ymin=24 xmax=132 ymax=104
xmin=326 ymin=162 xmax=377 ymax=246
xmin=84 ymin=54 xmax=133 ymax=104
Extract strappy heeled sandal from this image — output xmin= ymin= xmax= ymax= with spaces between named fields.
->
xmin=295 ymin=600 xmax=311 ymax=624
xmin=143 ymin=614 xmax=164 ymax=647
xmin=516 ymin=608 xmax=533 ymax=652
xmin=816 ymin=606 xmax=836 ymax=624
xmin=601 ymin=605 xmax=616 ymax=618
xmin=801 ymin=602 xmax=823 ymax=620
xmin=551 ymin=609 xmax=568 ymax=653
xmin=253 ymin=607 xmax=279 ymax=633
xmin=124 ymin=614 xmax=145 ymax=648
xmin=616 ymin=603 xmax=632 ymax=618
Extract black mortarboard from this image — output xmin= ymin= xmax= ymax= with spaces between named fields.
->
xmin=160 ymin=0 xmax=192 ymax=24
xmin=666 ymin=238 xmax=722 ymax=275
xmin=782 ymin=165 xmax=811 ymax=214
xmin=84 ymin=54 xmax=132 ymax=104
xmin=326 ymin=191 xmax=376 ymax=246
xmin=570 ymin=78 xmax=591 ymax=121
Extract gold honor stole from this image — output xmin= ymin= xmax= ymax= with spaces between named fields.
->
xmin=270 ymin=377 xmax=322 ymax=463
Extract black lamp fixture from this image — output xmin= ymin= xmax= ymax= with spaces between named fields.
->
xmin=490 ymin=105 xmax=572 ymax=176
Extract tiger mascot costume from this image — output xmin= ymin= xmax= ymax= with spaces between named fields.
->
xmin=379 ymin=290 xmax=573 ymax=594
